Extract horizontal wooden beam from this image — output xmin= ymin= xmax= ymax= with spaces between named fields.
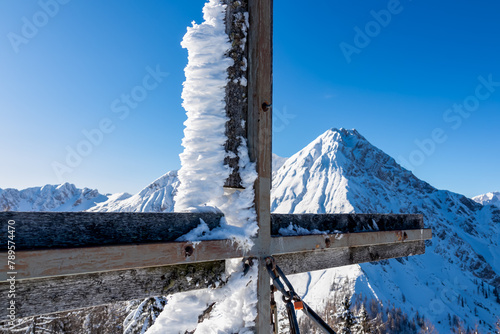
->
xmin=0 ymin=240 xmax=244 ymax=281
xmin=0 ymin=212 xmax=223 ymax=250
xmin=0 ymin=211 xmax=429 ymax=321
xmin=0 ymin=228 xmax=431 ymax=280
xmin=0 ymin=227 xmax=431 ymax=320
xmin=0 ymin=212 xmax=422 ymax=250
xmin=271 ymin=213 xmax=424 ymax=235
xmin=0 ymin=230 xmax=431 ymax=321
xmin=0 ymin=261 xmax=225 ymax=320
xmin=270 ymin=229 xmax=432 ymax=255
xmin=276 ymin=240 xmax=426 ymax=275
xmin=0 ymin=211 xmax=426 ymax=279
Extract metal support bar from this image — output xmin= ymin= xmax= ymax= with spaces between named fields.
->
xmin=266 ymin=256 xmax=336 ymax=334
xmin=285 ymin=299 xmax=300 ymax=334
xmin=301 ymin=302 xmax=336 ymax=334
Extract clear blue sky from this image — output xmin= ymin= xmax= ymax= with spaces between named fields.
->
xmin=1 ymin=0 xmax=499 ymax=198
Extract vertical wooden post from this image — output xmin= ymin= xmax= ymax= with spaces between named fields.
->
xmin=248 ymin=0 xmax=273 ymax=332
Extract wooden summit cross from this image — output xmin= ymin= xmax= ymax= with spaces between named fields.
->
xmin=0 ymin=1 xmax=431 ymax=332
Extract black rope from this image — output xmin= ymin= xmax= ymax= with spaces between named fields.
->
xmin=265 ymin=257 xmax=336 ymax=334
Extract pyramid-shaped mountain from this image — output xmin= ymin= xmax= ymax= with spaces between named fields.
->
xmin=272 ymin=128 xmax=500 ymax=333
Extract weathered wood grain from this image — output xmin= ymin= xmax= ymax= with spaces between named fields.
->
xmin=271 ymin=213 xmax=424 ymax=235
xmin=0 ymin=239 xmax=244 ymax=281
xmin=0 ymin=261 xmax=225 ymax=320
xmin=0 ymin=212 xmax=428 ymax=327
xmin=276 ymin=241 xmax=426 ymax=275
xmin=0 ymin=234 xmax=429 ymax=320
xmin=0 ymin=211 xmax=427 ymax=280
xmin=0 ymin=212 xmax=222 ymax=250
xmin=0 ymin=212 xmax=423 ymax=250
xmin=247 ymin=0 xmax=273 ymax=332
xmin=0 ymin=228 xmax=431 ymax=280
xmin=270 ymin=229 xmax=432 ymax=256
xmin=223 ymin=0 xmax=249 ymax=188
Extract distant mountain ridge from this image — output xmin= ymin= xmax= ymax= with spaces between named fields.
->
xmin=473 ymin=191 xmax=500 ymax=208
xmin=2 ymin=129 xmax=498 ymax=332
xmin=0 ymin=183 xmax=108 ymax=212
xmin=88 ymin=171 xmax=179 ymax=213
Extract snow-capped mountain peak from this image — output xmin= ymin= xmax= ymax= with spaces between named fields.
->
xmin=473 ymin=191 xmax=500 ymax=208
xmin=271 ymin=127 xmax=499 ymax=333
xmin=88 ymin=171 xmax=179 ymax=213
xmin=271 ymin=128 xmax=434 ymax=214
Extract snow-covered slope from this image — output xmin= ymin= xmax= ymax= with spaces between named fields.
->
xmin=473 ymin=191 xmax=500 ymax=208
xmin=88 ymin=171 xmax=179 ymax=213
xmin=0 ymin=183 xmax=108 ymax=212
xmin=88 ymin=128 xmax=500 ymax=332
xmin=3 ymin=128 xmax=499 ymax=332
xmin=272 ymin=128 xmax=500 ymax=333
